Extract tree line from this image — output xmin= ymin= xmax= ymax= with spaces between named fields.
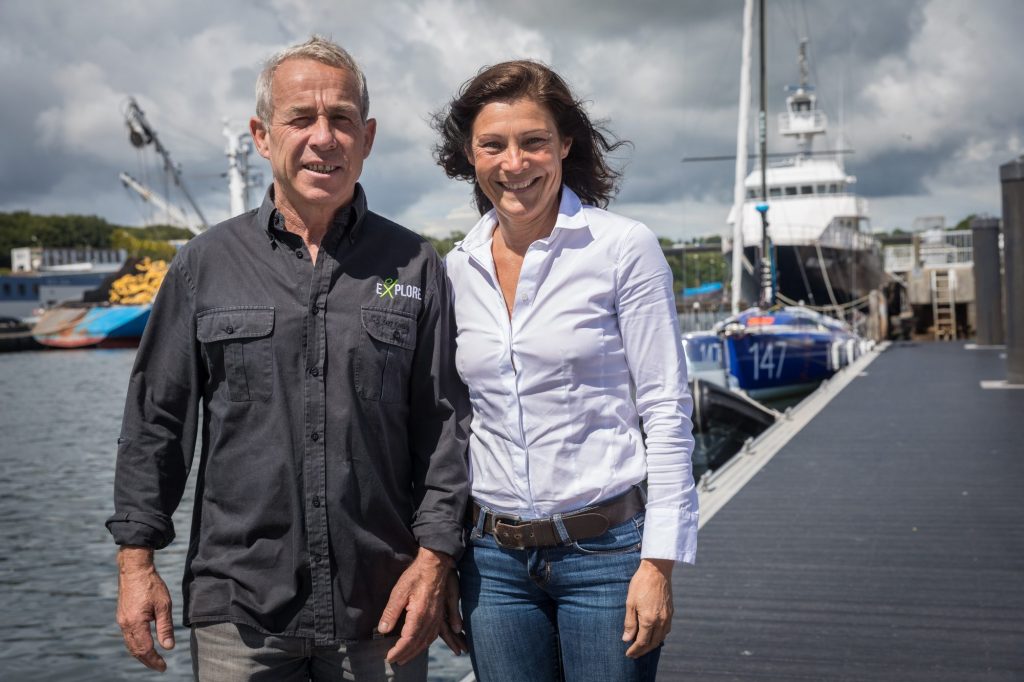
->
xmin=2 ymin=211 xmax=730 ymax=295
xmin=0 ymin=211 xmax=194 ymax=269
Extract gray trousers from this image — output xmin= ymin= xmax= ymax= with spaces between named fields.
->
xmin=190 ymin=622 xmax=428 ymax=682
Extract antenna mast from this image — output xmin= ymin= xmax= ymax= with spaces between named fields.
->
xmin=124 ymin=98 xmax=210 ymax=231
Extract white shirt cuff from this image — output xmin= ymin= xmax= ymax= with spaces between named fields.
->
xmin=640 ymin=506 xmax=699 ymax=564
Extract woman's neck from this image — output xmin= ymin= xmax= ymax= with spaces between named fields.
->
xmin=494 ymin=201 xmax=560 ymax=256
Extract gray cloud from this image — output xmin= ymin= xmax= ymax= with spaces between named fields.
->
xmin=0 ymin=0 xmax=1021 ymax=239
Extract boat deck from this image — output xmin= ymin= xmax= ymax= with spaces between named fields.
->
xmin=665 ymin=341 xmax=1024 ymax=681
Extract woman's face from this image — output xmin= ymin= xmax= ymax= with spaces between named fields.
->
xmin=468 ymin=97 xmax=571 ymax=229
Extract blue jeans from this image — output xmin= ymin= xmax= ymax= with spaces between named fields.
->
xmin=459 ymin=512 xmax=661 ymax=682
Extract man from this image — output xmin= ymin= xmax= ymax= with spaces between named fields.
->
xmin=107 ymin=36 xmax=469 ymax=680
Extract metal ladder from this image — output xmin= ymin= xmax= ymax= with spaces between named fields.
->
xmin=931 ymin=269 xmax=957 ymax=340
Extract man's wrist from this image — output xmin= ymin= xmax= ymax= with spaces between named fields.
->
xmin=118 ymin=545 xmax=156 ymax=573
xmin=416 ymin=546 xmax=455 ymax=570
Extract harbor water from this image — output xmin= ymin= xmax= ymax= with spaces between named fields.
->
xmin=0 ymin=350 xmax=473 ymax=681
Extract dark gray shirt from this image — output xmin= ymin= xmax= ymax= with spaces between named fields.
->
xmin=106 ymin=185 xmax=470 ymax=643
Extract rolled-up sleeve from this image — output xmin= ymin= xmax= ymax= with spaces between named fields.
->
xmin=616 ymin=223 xmax=699 ymax=564
xmin=406 ymin=259 xmax=471 ymax=559
xmin=105 ymin=257 xmax=202 ymax=549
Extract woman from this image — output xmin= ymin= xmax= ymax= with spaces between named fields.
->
xmin=434 ymin=61 xmax=698 ymax=682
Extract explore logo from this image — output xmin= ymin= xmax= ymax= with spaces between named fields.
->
xmin=376 ymin=278 xmax=422 ymax=301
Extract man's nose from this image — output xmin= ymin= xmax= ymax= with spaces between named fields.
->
xmin=310 ymin=116 xmax=336 ymax=149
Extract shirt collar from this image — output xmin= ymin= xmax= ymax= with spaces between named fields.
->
xmin=258 ymin=183 xmax=369 ymax=245
xmin=456 ymin=185 xmax=589 ymax=256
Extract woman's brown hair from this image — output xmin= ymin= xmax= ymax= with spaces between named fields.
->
xmin=433 ymin=60 xmax=629 ymax=215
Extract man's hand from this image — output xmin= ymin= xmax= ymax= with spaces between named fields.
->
xmin=622 ymin=558 xmax=674 ymax=658
xmin=377 ymin=547 xmax=454 ymax=665
xmin=116 ymin=546 xmax=175 ymax=672
xmin=438 ymin=570 xmax=468 ymax=656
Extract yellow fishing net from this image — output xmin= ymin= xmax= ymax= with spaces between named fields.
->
xmin=108 ymin=258 xmax=168 ymax=304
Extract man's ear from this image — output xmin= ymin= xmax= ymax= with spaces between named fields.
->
xmin=250 ymin=117 xmax=271 ymax=160
xmin=362 ymin=118 xmax=377 ymax=159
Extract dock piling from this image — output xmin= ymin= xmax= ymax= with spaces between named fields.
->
xmin=971 ymin=216 xmax=1004 ymax=346
xmin=999 ymin=156 xmax=1024 ymax=383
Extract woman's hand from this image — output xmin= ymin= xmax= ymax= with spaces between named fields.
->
xmin=622 ymin=558 xmax=674 ymax=658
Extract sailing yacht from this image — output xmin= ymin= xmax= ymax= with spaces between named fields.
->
xmin=726 ymin=41 xmax=884 ymax=310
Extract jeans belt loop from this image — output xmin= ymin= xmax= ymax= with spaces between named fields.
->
xmin=470 ymin=501 xmax=490 ymax=540
xmin=551 ymin=513 xmax=571 ymax=545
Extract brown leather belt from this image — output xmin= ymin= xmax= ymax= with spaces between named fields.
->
xmin=468 ymin=486 xmax=646 ymax=550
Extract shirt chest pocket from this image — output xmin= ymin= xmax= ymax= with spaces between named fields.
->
xmin=196 ymin=306 xmax=275 ymax=402
xmin=356 ymin=306 xmax=416 ymax=403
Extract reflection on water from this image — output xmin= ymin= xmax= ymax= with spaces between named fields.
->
xmin=0 ymin=350 xmax=472 ymax=681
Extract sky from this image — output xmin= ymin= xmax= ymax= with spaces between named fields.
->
xmin=1 ymin=0 xmax=1022 ymax=242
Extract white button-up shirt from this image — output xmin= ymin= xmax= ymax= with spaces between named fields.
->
xmin=445 ymin=187 xmax=698 ymax=563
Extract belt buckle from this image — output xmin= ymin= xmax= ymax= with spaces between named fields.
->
xmin=492 ymin=517 xmax=527 ymax=550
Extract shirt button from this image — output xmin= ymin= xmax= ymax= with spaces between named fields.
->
xmin=311 ymin=304 xmax=320 ymax=315
xmin=311 ymin=432 xmax=320 ymax=442
xmin=309 ymin=367 xmax=320 ymax=377
xmin=296 ymin=250 xmax=304 ymax=259
xmin=311 ymin=553 xmax=321 ymax=563
xmin=312 ymin=496 xmax=321 ymax=508
xmin=225 ymin=326 xmax=234 ymax=334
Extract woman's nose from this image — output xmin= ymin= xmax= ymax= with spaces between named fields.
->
xmin=502 ymin=145 xmax=528 ymax=172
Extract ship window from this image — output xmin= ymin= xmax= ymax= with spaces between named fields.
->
xmin=33 ymin=284 xmax=40 ymax=295
xmin=817 ymin=184 xmax=827 ymax=193
xmin=785 ymin=186 xmax=797 ymax=196
xmin=829 ymin=183 xmax=838 ymax=193
xmin=769 ymin=187 xmax=782 ymax=197
xmin=800 ymin=185 xmax=813 ymax=195
xmin=17 ymin=284 xmax=26 ymax=296
xmin=2 ymin=283 xmax=9 ymax=295
xmin=747 ymin=189 xmax=757 ymax=199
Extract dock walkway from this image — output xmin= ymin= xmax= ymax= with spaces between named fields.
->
xmin=665 ymin=342 xmax=1024 ymax=681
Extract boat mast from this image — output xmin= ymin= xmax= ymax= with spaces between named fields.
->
xmin=730 ymin=0 xmax=754 ymax=315
xmin=223 ymin=122 xmax=257 ymax=217
xmin=756 ymin=0 xmax=774 ymax=309
xmin=780 ymin=40 xmax=827 ymax=158
xmin=124 ymin=98 xmax=210 ymax=231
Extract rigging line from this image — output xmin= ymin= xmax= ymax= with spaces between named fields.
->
xmin=813 ymin=240 xmax=842 ymax=316
xmin=776 ymin=290 xmax=871 ymax=313
xmin=792 ymin=244 xmax=816 ymax=305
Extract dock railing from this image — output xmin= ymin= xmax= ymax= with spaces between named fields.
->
xmin=679 ymin=310 xmax=731 ymax=333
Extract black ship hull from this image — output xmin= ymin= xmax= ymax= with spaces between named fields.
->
xmin=730 ymin=244 xmax=885 ymax=308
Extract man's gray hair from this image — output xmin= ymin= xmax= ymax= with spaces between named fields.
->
xmin=255 ymin=35 xmax=370 ymax=124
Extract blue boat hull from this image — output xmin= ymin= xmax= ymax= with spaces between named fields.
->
xmin=33 ymin=304 xmax=151 ymax=348
xmin=724 ymin=329 xmax=835 ymax=398
xmin=683 ymin=306 xmax=865 ymax=401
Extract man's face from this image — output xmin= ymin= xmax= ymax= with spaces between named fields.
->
xmin=251 ymin=58 xmax=376 ymax=215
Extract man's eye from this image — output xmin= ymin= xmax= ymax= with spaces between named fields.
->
xmin=291 ymin=117 xmax=312 ymax=126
